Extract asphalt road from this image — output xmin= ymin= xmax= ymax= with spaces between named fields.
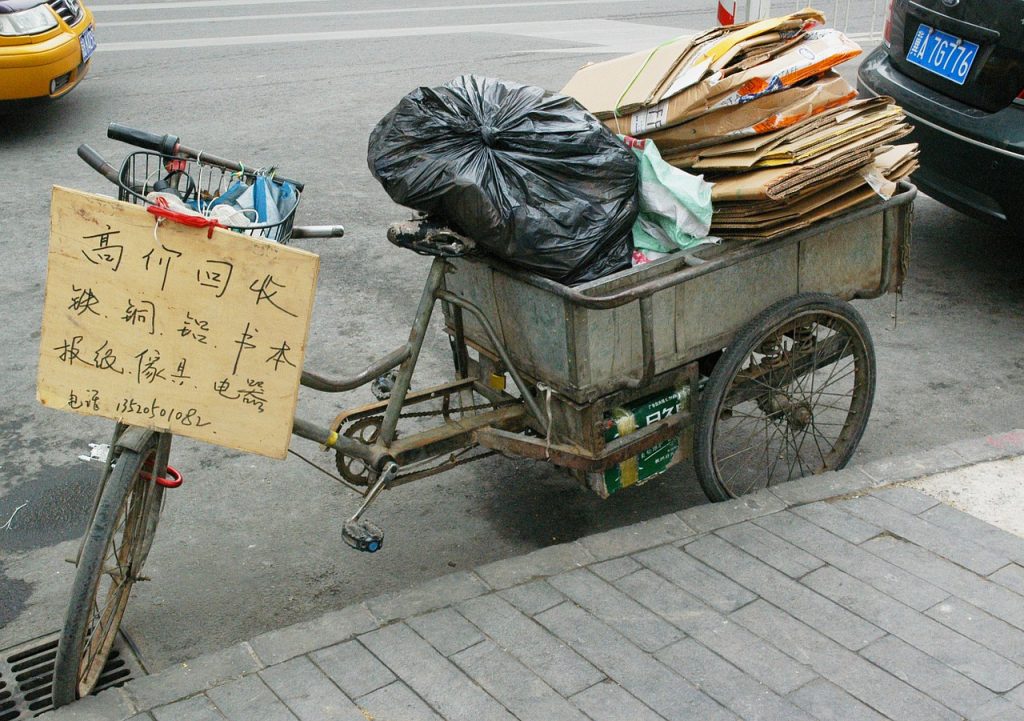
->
xmin=2 ymin=0 xmax=1022 ymax=672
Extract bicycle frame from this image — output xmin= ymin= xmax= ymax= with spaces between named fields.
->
xmin=290 ymin=256 xmax=543 ymax=494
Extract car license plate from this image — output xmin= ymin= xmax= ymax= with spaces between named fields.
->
xmin=906 ymin=24 xmax=978 ymax=85
xmin=80 ymin=25 xmax=97 ymax=64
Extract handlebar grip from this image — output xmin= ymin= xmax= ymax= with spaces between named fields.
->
xmin=77 ymin=144 xmax=120 ymax=184
xmin=107 ymin=123 xmax=180 ymax=155
xmin=290 ymin=225 xmax=346 ymax=239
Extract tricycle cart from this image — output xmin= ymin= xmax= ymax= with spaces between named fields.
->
xmin=50 ymin=124 xmax=914 ymax=707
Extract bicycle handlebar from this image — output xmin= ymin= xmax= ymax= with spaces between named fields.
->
xmin=291 ymin=225 xmax=346 ymax=239
xmin=107 ymin=123 xmax=180 ymax=156
xmin=105 ymin=122 xmax=305 ymax=190
xmin=77 ymin=144 xmax=120 ymax=184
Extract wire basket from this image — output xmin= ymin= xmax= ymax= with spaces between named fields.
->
xmin=116 ymin=151 xmax=301 ymax=243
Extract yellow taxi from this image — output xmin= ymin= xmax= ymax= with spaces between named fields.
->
xmin=0 ymin=0 xmax=95 ymax=102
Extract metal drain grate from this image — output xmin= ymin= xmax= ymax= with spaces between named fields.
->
xmin=0 ymin=632 xmax=145 ymax=720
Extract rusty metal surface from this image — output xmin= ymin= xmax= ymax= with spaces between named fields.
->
xmin=491 ymin=269 xmax=573 ymax=383
xmin=437 ymin=290 xmax=550 ymax=429
xmin=798 ymin=213 xmax=883 ymax=296
xmin=638 ymin=296 xmax=656 ymax=387
xmin=387 ymin=449 xmax=498 ymax=487
xmin=328 ymin=377 xmax=483 ymax=433
xmin=388 ymin=404 xmax=526 ymax=465
xmin=300 ymin=345 xmax=411 ymax=393
xmin=475 ymin=410 xmax=693 ymax=471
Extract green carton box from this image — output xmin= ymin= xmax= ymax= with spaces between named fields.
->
xmin=589 ymin=386 xmax=690 ymax=498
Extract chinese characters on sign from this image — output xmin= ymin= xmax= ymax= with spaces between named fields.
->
xmin=37 ymin=187 xmax=320 ymax=459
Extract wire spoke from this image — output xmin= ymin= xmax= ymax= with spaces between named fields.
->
xmin=718 ymin=406 xmax=764 ymax=438
xmin=814 ymin=362 xmax=856 ymax=390
xmin=804 ymin=419 xmax=852 ymax=428
xmin=784 ymin=420 xmax=805 ymax=482
xmin=765 ymin=420 xmax=789 ymax=484
xmin=805 ymin=398 xmax=855 ymax=414
xmin=807 ymin=416 xmax=838 ymax=465
xmin=723 ymin=448 xmax=759 ymax=490
xmin=726 ymin=409 xmax=774 ymax=421
xmin=76 ymin=449 xmax=160 ymax=693
xmin=717 ymin=417 xmax=772 ymax=491
xmin=794 ymin=422 xmax=814 ymax=477
xmin=811 ymin=334 xmax=852 ymax=393
xmin=720 ymin=410 xmax=775 ymax=460
xmin=808 ymin=419 xmax=828 ymax=469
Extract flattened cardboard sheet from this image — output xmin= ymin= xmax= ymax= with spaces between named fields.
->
xmin=560 ymin=9 xmax=825 ymax=121
xmin=710 ymin=144 xmax=920 ymax=238
xmin=669 ymin=96 xmax=896 ymax=169
xmin=617 ymin=71 xmax=854 ymax=153
xmin=710 ymin=145 xmax=874 ymax=201
xmin=594 ymin=24 xmax=858 ymax=134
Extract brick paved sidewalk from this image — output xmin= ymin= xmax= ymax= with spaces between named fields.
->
xmin=46 ymin=431 xmax=1024 ymax=721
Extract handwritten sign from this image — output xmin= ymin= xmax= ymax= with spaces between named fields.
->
xmin=37 ymin=186 xmax=320 ymax=459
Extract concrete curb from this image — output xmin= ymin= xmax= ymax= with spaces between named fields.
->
xmin=42 ymin=429 xmax=1024 ymax=720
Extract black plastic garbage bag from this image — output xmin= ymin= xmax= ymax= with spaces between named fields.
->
xmin=367 ymin=75 xmax=639 ymax=284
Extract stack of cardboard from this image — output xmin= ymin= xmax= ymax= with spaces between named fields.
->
xmin=708 ymin=144 xmax=919 ymax=237
xmin=694 ymin=98 xmax=917 ymax=237
xmin=561 ymin=8 xmax=919 ymax=241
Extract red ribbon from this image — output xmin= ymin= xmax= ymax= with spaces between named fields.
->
xmin=147 ymin=196 xmax=223 ymax=238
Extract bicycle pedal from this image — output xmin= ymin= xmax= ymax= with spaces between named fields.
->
xmin=343 ymin=519 xmax=384 ymax=553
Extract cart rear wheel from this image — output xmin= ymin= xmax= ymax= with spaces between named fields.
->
xmin=694 ymin=293 xmax=876 ymax=502
xmin=52 ymin=432 xmax=164 ymax=708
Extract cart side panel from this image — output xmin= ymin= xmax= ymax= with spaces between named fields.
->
xmin=444 ymin=259 xmax=574 ymax=389
xmin=444 ymin=260 xmax=503 ymax=348
xmin=580 ymin=300 xmax=638 ymax=392
xmin=448 ymin=246 xmax=799 ymax=402
xmin=797 ymin=213 xmax=884 ymax=299
xmin=578 ymin=289 xmax=676 ymax=393
xmin=884 ymin=193 xmax=914 ymax=295
xmin=674 ymin=244 xmax=800 ymax=358
xmin=442 ymin=187 xmax=913 ymax=405
xmin=491 ymin=271 xmax=573 ymax=382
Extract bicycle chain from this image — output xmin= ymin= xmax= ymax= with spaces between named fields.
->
xmin=339 ymin=398 xmax=521 ymax=429
xmin=335 ymin=398 xmax=521 ymax=486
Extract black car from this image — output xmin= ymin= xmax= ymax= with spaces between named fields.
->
xmin=857 ymin=0 xmax=1023 ymax=227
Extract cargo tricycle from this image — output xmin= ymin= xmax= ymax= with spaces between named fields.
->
xmin=51 ymin=124 xmax=914 ymax=706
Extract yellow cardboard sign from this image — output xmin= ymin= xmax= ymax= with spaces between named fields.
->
xmin=37 ymin=186 xmax=320 ymax=459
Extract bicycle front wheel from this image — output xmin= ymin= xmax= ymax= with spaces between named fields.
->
xmin=52 ymin=431 xmax=165 ymax=707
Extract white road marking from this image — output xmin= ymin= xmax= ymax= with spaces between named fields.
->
xmin=98 ymin=0 xmax=624 ymax=27
xmin=94 ymin=18 xmax=693 ymax=54
xmin=91 ymin=0 xmax=623 ymax=13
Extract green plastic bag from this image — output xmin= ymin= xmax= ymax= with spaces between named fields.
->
xmin=623 ymin=136 xmax=714 ymax=254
